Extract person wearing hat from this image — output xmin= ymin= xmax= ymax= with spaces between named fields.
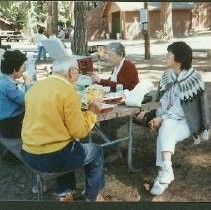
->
xmin=21 ymin=55 xmax=105 ymax=201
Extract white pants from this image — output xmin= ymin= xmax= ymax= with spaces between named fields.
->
xmin=156 ymin=118 xmax=191 ymax=167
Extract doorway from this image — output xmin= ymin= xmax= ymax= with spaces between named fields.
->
xmin=112 ymin=12 xmax=120 ymax=39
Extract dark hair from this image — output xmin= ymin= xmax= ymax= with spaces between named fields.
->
xmin=38 ymin=27 xmax=44 ymax=34
xmin=1 ymin=50 xmax=27 ymax=75
xmin=167 ymin=41 xmax=192 ymax=70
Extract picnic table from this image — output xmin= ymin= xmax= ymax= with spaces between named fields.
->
xmin=90 ymin=100 xmax=160 ymax=172
xmin=192 ymin=48 xmax=211 ymax=60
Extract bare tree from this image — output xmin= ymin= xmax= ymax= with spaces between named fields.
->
xmin=46 ymin=1 xmax=53 ymax=36
xmin=52 ymin=1 xmax=58 ymax=34
xmin=144 ymin=2 xmax=150 ymax=60
xmin=71 ymin=2 xmax=88 ymax=55
xmin=160 ymin=2 xmax=173 ymax=40
xmin=27 ymin=1 xmax=37 ymax=42
xmin=69 ymin=1 xmax=75 ymax=26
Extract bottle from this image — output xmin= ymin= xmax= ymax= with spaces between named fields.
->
xmin=25 ymin=55 xmax=37 ymax=83
xmin=116 ymin=83 xmax=124 ymax=97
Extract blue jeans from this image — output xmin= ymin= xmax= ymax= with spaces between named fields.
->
xmin=21 ymin=141 xmax=105 ymax=201
xmin=37 ymin=46 xmax=46 ymax=60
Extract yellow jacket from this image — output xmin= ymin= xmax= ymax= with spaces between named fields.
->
xmin=21 ymin=74 xmax=97 ymax=154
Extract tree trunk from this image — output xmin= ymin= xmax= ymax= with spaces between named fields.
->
xmin=144 ymin=2 xmax=150 ymax=60
xmin=27 ymin=1 xmax=36 ymax=42
xmin=69 ymin=1 xmax=75 ymax=26
xmin=71 ymin=2 xmax=88 ymax=55
xmin=160 ymin=2 xmax=173 ymax=40
xmin=52 ymin=1 xmax=58 ymax=34
xmin=46 ymin=1 xmax=53 ymax=36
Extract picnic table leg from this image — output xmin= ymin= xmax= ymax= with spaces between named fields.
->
xmin=88 ymin=133 xmax=92 ymax=143
xmin=127 ymin=116 xmax=140 ymax=172
xmin=36 ymin=174 xmax=44 ymax=200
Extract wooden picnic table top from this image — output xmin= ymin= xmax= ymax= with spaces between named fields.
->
xmin=97 ymin=101 xmax=160 ymax=121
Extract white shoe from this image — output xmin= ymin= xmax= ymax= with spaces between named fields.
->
xmin=32 ymin=185 xmax=48 ymax=194
xmin=159 ymin=166 xmax=174 ymax=184
xmin=150 ymin=171 xmax=169 ymax=196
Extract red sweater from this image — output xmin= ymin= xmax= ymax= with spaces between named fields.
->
xmin=100 ymin=59 xmax=139 ymax=91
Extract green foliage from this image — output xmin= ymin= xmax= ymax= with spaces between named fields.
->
xmin=0 ymin=1 xmax=28 ymax=30
xmin=0 ymin=1 xmax=73 ymax=32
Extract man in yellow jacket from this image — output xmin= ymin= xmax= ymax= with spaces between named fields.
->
xmin=21 ymin=55 xmax=104 ymax=201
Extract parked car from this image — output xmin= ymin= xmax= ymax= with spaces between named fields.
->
xmin=0 ymin=30 xmax=23 ymax=42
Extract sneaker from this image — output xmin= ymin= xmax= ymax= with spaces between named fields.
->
xmin=150 ymin=182 xmax=169 ymax=196
xmin=32 ymin=185 xmax=48 ymax=194
xmin=150 ymin=171 xmax=169 ymax=196
xmin=159 ymin=166 xmax=174 ymax=184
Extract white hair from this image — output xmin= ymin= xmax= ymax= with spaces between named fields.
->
xmin=52 ymin=55 xmax=78 ymax=73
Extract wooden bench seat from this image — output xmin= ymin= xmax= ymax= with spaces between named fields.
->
xmin=192 ymin=49 xmax=211 ymax=60
xmin=0 ymin=135 xmax=73 ymax=200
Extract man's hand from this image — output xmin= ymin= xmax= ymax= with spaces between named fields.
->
xmin=23 ymin=72 xmax=33 ymax=85
xmin=149 ymin=116 xmax=163 ymax=131
xmin=135 ymin=111 xmax=145 ymax=120
xmin=88 ymin=99 xmax=102 ymax=115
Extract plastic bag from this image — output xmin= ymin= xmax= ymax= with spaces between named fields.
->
xmin=125 ymin=80 xmax=154 ymax=107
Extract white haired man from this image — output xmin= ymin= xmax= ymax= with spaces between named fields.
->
xmin=21 ymin=56 xmax=105 ymax=201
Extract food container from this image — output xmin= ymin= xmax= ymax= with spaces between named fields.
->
xmin=100 ymin=103 xmax=115 ymax=113
xmin=103 ymin=86 xmax=111 ymax=93
xmin=103 ymin=92 xmax=123 ymax=104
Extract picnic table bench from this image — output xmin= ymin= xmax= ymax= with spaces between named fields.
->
xmin=0 ymin=91 xmax=159 ymax=200
xmin=192 ymin=48 xmax=211 ymax=60
xmin=15 ymin=48 xmax=38 ymax=56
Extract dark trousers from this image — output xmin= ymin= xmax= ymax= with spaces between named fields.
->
xmin=100 ymin=117 xmax=128 ymax=140
xmin=21 ymin=140 xmax=105 ymax=201
xmin=0 ymin=112 xmax=24 ymax=138
xmin=37 ymin=46 xmax=46 ymax=60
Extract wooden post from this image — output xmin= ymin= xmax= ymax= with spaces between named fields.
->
xmin=144 ymin=2 xmax=150 ymax=60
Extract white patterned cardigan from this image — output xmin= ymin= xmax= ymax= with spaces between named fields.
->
xmin=156 ymin=68 xmax=210 ymax=137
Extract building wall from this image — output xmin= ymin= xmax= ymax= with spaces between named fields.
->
xmin=149 ymin=11 xmax=160 ymax=37
xmin=192 ymin=2 xmax=211 ymax=30
xmin=172 ymin=10 xmax=192 ymax=37
xmin=87 ymin=3 xmax=198 ymax=40
xmin=124 ymin=11 xmax=142 ymax=40
xmin=149 ymin=10 xmax=192 ymax=38
xmin=106 ymin=3 xmax=122 ymax=38
xmin=86 ymin=5 xmax=108 ymax=40
xmin=106 ymin=3 xmax=120 ymax=14
xmin=117 ymin=10 xmax=192 ymax=40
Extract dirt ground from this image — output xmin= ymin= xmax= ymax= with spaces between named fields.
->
xmin=0 ymin=40 xmax=211 ymax=202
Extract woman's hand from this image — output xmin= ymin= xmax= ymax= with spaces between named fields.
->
xmin=88 ymin=99 xmax=102 ymax=115
xmin=149 ymin=116 xmax=163 ymax=131
xmin=87 ymin=72 xmax=101 ymax=84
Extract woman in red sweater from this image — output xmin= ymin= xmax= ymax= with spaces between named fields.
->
xmin=89 ymin=42 xmax=139 ymax=91
xmin=89 ymin=42 xmax=140 ymax=158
